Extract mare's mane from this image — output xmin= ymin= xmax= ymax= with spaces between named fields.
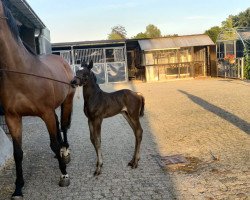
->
xmin=2 ymin=0 xmax=19 ymax=41
xmin=2 ymin=0 xmax=37 ymax=55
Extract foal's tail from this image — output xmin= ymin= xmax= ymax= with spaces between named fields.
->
xmin=137 ymin=93 xmax=145 ymax=117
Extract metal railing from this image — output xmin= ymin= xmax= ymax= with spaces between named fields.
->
xmin=217 ymin=58 xmax=244 ymax=79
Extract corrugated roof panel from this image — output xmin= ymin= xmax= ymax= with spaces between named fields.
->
xmin=238 ymin=31 xmax=250 ymax=41
xmin=9 ymin=0 xmax=45 ymax=29
xmin=138 ymin=34 xmax=214 ymax=51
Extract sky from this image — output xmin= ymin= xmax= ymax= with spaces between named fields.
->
xmin=26 ymin=0 xmax=250 ymax=43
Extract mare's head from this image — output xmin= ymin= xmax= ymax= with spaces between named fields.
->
xmin=71 ymin=60 xmax=95 ymax=87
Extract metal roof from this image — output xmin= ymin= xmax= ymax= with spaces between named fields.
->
xmin=8 ymin=0 xmax=45 ymax=29
xmin=52 ymin=39 xmax=126 ymax=48
xmin=138 ymin=34 xmax=214 ymax=51
xmin=237 ymin=28 xmax=250 ymax=41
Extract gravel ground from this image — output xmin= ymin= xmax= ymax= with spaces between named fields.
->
xmin=0 ymin=78 xmax=249 ymax=200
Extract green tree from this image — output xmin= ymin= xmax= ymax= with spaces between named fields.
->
xmin=162 ymin=34 xmax=179 ymax=37
xmin=132 ymin=24 xmax=162 ymax=39
xmin=145 ymin=24 xmax=162 ymax=38
xmin=205 ymin=26 xmax=221 ymax=43
xmin=221 ymin=17 xmax=237 ymax=40
xmin=133 ymin=32 xmax=148 ymax=39
xmin=108 ymin=25 xmax=127 ymax=40
xmin=232 ymin=8 xmax=250 ymax=27
xmin=244 ymin=46 xmax=250 ymax=79
xmin=222 ymin=16 xmax=234 ymax=29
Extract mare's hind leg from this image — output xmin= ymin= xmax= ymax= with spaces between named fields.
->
xmin=5 ymin=115 xmax=24 ymax=199
xmin=88 ymin=118 xmax=103 ymax=176
xmin=42 ymin=112 xmax=70 ymax=187
xmin=122 ymin=112 xmax=143 ymax=169
xmin=60 ymin=94 xmax=74 ymax=164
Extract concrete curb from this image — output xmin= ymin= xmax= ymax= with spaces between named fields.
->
xmin=0 ymin=127 xmax=13 ymax=169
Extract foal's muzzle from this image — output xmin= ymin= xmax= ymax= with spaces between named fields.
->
xmin=70 ymin=77 xmax=82 ymax=87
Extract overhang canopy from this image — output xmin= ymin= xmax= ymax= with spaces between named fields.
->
xmin=138 ymin=34 xmax=214 ymax=51
xmin=9 ymin=0 xmax=45 ymax=29
xmin=52 ymin=39 xmax=126 ymax=48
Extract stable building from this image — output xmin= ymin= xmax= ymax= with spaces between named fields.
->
xmin=137 ymin=34 xmax=216 ymax=81
xmin=8 ymin=0 xmax=51 ymax=54
xmin=52 ymin=40 xmax=127 ymax=84
xmin=52 ymin=34 xmax=216 ymax=84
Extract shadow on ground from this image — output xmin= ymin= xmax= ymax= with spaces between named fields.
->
xmin=179 ymin=90 xmax=250 ymax=135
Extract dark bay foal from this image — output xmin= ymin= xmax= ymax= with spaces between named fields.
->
xmin=71 ymin=61 xmax=145 ymax=175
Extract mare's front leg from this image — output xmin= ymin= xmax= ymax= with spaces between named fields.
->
xmin=42 ymin=112 xmax=70 ymax=187
xmin=60 ymin=96 xmax=74 ymax=164
xmin=5 ymin=114 xmax=24 ymax=199
xmin=88 ymin=118 xmax=103 ymax=176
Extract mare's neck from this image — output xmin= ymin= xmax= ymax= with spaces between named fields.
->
xmin=0 ymin=29 xmax=34 ymax=70
xmin=82 ymin=80 xmax=102 ymax=102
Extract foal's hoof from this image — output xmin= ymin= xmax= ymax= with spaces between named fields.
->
xmin=94 ymin=168 xmax=101 ymax=176
xmin=128 ymin=160 xmax=138 ymax=169
xmin=11 ymin=196 xmax=23 ymax=200
xmin=62 ymin=154 xmax=71 ymax=164
xmin=59 ymin=174 xmax=70 ymax=187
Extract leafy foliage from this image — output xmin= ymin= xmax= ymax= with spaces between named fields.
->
xmin=205 ymin=26 xmax=221 ymax=43
xmin=145 ymin=24 xmax=162 ymax=38
xmin=244 ymin=47 xmax=250 ymax=79
xmin=133 ymin=32 xmax=148 ymax=39
xmin=133 ymin=24 xmax=162 ymax=39
xmin=205 ymin=8 xmax=250 ymax=43
xmin=108 ymin=25 xmax=127 ymax=40
xmin=231 ymin=8 xmax=250 ymax=27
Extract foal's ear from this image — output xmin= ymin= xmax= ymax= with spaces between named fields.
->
xmin=88 ymin=60 xmax=93 ymax=70
xmin=81 ymin=59 xmax=87 ymax=68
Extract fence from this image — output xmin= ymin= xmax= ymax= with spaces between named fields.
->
xmin=217 ymin=58 xmax=244 ymax=79
xmin=145 ymin=61 xmax=205 ymax=81
xmin=0 ymin=116 xmax=9 ymax=134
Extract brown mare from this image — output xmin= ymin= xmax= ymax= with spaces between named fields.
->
xmin=71 ymin=61 xmax=145 ymax=176
xmin=0 ymin=1 xmax=75 ymax=199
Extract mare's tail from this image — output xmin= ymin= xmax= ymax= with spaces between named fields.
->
xmin=138 ymin=93 xmax=145 ymax=117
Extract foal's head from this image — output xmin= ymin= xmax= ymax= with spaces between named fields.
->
xmin=71 ymin=60 xmax=95 ymax=87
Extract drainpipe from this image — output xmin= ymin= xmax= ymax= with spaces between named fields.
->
xmin=71 ymin=46 xmax=75 ymax=74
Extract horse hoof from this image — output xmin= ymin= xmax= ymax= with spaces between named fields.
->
xmin=62 ymin=154 xmax=71 ymax=164
xmin=94 ymin=169 xmax=101 ymax=176
xmin=11 ymin=196 xmax=23 ymax=200
xmin=128 ymin=161 xmax=138 ymax=169
xmin=59 ymin=174 xmax=70 ymax=187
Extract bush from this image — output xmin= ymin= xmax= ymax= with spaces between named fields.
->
xmin=244 ymin=48 xmax=250 ymax=79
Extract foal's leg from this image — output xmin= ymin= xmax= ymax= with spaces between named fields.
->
xmin=122 ymin=112 xmax=143 ymax=168
xmin=60 ymin=95 xmax=74 ymax=164
xmin=88 ymin=118 xmax=103 ymax=176
xmin=42 ymin=112 xmax=70 ymax=187
xmin=5 ymin=115 xmax=24 ymax=198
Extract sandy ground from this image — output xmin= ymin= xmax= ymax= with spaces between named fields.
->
xmin=105 ymin=78 xmax=250 ymax=199
xmin=0 ymin=78 xmax=249 ymax=199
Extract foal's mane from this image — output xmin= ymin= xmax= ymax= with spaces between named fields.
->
xmin=2 ymin=0 xmax=37 ymax=55
xmin=90 ymin=70 xmax=98 ymax=84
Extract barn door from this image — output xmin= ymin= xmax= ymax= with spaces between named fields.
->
xmin=105 ymin=48 xmax=127 ymax=83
